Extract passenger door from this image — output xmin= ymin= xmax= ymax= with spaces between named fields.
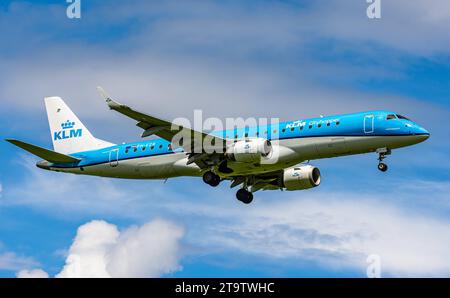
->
xmin=364 ymin=114 xmax=374 ymax=134
xmin=109 ymin=148 xmax=119 ymax=167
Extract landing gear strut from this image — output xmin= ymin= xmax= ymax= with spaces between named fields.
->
xmin=376 ymin=148 xmax=391 ymax=172
xmin=202 ymin=171 xmax=221 ymax=187
xmin=236 ymin=188 xmax=253 ymax=204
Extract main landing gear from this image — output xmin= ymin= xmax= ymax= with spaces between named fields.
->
xmin=236 ymin=188 xmax=253 ymax=204
xmin=203 ymin=171 xmax=254 ymax=204
xmin=202 ymin=171 xmax=221 ymax=187
xmin=376 ymin=148 xmax=391 ymax=172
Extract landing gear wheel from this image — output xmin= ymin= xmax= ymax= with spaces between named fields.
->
xmin=209 ymin=175 xmax=220 ymax=187
xmin=378 ymin=163 xmax=388 ymax=172
xmin=236 ymin=189 xmax=253 ymax=204
xmin=202 ymin=171 xmax=220 ymax=187
xmin=376 ymin=148 xmax=391 ymax=173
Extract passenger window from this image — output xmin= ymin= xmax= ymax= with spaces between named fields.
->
xmin=150 ymin=146 xmax=154 ymax=150
xmin=308 ymin=124 xmax=312 ymax=129
xmin=142 ymin=147 xmax=146 ymax=151
xmin=245 ymin=133 xmax=248 ymax=137
xmin=290 ymin=127 xmax=294 ymax=132
xmin=387 ymin=114 xmax=397 ymax=120
xmin=300 ymin=126 xmax=304 ymax=130
xmin=336 ymin=121 xmax=340 ymax=126
xmin=159 ymin=145 xmax=162 ymax=149
xmin=318 ymin=123 xmax=322 ymax=128
xmin=133 ymin=147 xmax=137 ymax=152
xmin=282 ymin=129 xmax=286 ymax=133
xmin=125 ymin=150 xmax=129 ymax=154
xmin=327 ymin=122 xmax=330 ymax=127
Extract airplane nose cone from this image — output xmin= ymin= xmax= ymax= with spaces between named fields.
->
xmin=417 ymin=133 xmax=430 ymax=142
xmin=412 ymin=126 xmax=430 ymax=143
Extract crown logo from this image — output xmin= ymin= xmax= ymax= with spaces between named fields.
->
xmin=61 ymin=120 xmax=75 ymax=130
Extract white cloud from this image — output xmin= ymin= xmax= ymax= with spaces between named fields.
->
xmin=1 ymin=155 xmax=140 ymax=218
xmin=56 ymin=220 xmax=119 ymax=278
xmin=5 ymin=152 xmax=450 ymax=277
xmin=161 ymin=189 xmax=450 ymax=277
xmin=58 ymin=0 xmax=450 ymax=56
xmin=2 ymin=0 xmax=450 ymax=278
xmin=16 ymin=269 xmax=49 ymax=278
xmin=54 ymin=218 xmax=184 ymax=278
xmin=7 ymin=161 xmax=450 ymax=277
xmin=105 ymin=219 xmax=184 ymax=277
xmin=1 ymin=0 xmax=449 ymax=127
xmin=0 ymin=251 xmax=39 ymax=272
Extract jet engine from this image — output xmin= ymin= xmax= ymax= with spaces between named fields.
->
xmin=226 ymin=138 xmax=272 ymax=163
xmin=282 ymin=165 xmax=321 ymax=190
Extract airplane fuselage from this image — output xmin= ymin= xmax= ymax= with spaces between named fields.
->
xmin=37 ymin=110 xmax=430 ymax=179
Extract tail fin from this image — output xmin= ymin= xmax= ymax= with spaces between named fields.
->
xmin=44 ymin=97 xmax=114 ymax=154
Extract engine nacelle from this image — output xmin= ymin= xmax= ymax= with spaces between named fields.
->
xmin=226 ymin=138 xmax=272 ymax=163
xmin=283 ymin=165 xmax=321 ymax=190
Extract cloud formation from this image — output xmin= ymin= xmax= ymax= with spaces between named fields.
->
xmin=0 ymin=237 xmax=40 ymax=273
xmin=0 ymin=251 xmax=39 ymax=272
xmin=2 ymin=0 xmax=449 ymax=126
xmin=305 ymin=0 xmax=450 ymax=56
xmin=6 ymin=152 xmax=450 ymax=277
xmin=1 ymin=0 xmax=450 ymax=278
xmin=57 ymin=219 xmax=183 ymax=278
xmin=17 ymin=219 xmax=184 ymax=278
xmin=170 ymin=191 xmax=450 ymax=277
xmin=16 ymin=269 xmax=49 ymax=278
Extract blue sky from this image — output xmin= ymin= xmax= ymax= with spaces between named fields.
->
xmin=1 ymin=0 xmax=450 ymax=277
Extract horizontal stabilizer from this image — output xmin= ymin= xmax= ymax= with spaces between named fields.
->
xmin=6 ymin=139 xmax=81 ymax=164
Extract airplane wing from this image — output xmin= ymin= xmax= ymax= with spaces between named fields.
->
xmin=6 ymin=139 xmax=81 ymax=164
xmin=97 ymin=87 xmax=228 ymax=168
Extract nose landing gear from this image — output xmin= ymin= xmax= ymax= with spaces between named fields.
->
xmin=378 ymin=162 xmax=388 ymax=172
xmin=376 ymin=148 xmax=391 ymax=172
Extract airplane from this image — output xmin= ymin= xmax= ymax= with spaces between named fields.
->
xmin=6 ymin=87 xmax=430 ymax=204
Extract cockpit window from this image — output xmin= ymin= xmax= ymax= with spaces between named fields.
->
xmin=386 ymin=114 xmax=397 ymax=120
xmin=396 ymin=114 xmax=411 ymax=121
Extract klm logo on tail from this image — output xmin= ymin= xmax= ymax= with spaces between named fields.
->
xmin=54 ymin=120 xmax=82 ymax=141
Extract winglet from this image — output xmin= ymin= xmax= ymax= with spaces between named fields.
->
xmin=96 ymin=86 xmax=110 ymax=101
xmin=96 ymin=86 xmax=123 ymax=110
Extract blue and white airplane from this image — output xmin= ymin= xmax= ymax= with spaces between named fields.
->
xmin=6 ymin=88 xmax=430 ymax=204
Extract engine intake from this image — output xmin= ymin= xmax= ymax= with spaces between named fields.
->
xmin=282 ymin=165 xmax=321 ymax=190
xmin=226 ymin=138 xmax=272 ymax=163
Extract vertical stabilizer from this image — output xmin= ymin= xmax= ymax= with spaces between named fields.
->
xmin=44 ymin=97 xmax=114 ymax=154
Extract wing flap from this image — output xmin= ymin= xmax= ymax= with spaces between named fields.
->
xmin=6 ymin=139 xmax=81 ymax=164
